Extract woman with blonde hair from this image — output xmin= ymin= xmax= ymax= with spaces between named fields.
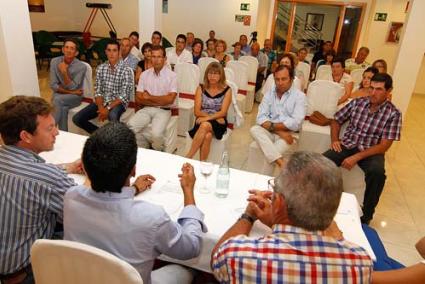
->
xmin=185 ymin=62 xmax=232 ymax=160
xmin=372 ymin=59 xmax=388 ymax=73
xmin=213 ymin=39 xmax=231 ymax=67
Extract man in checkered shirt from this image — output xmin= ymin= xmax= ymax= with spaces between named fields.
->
xmin=323 ymin=72 xmax=402 ymax=224
xmin=211 ymin=152 xmax=373 ymax=283
xmin=73 ymin=40 xmax=134 ymax=134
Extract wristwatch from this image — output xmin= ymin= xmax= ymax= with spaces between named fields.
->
xmin=239 ymin=213 xmax=257 ymax=224
xmin=269 ymin=123 xmax=275 ymax=132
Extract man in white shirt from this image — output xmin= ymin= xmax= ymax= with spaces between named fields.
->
xmin=250 ymin=65 xmax=306 ymax=168
xmin=129 ymin=31 xmax=142 ymax=60
xmin=64 ymin=122 xmax=205 ymax=284
xmin=166 ymin=34 xmax=193 ymax=70
xmin=128 ymin=45 xmax=177 ymax=151
xmin=120 ymin=38 xmax=139 ymax=72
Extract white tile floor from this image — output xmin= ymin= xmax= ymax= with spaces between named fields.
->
xmin=38 ymin=68 xmax=425 ymax=266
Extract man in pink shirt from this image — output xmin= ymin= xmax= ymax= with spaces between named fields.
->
xmin=128 ymin=45 xmax=177 ymax=151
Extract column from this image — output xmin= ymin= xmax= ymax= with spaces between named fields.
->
xmin=391 ymin=0 xmax=425 ymax=114
xmin=0 ymin=0 xmax=40 ymax=101
xmin=138 ymin=0 xmax=162 ymax=44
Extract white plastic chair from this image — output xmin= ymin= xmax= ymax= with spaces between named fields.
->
xmin=226 ymin=60 xmax=249 ymax=114
xmin=296 ymin=61 xmax=311 ymax=90
xmin=184 ymin=82 xmax=239 ymax=164
xmin=197 ymin=57 xmax=219 ymax=84
xmin=238 ymin=56 xmax=259 ymax=113
xmin=133 ymin=108 xmax=179 ymax=154
xmin=175 ymin=63 xmax=200 ymax=136
xmin=298 ymin=80 xmax=344 ymax=154
xmin=224 ymin=67 xmax=235 ymax=83
xmin=315 ymin=65 xmax=332 ymax=80
xmin=351 ymin=68 xmax=365 ymax=89
xmin=31 ymin=239 xmax=143 ymax=284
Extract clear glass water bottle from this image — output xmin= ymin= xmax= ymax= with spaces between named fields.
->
xmin=215 ymin=151 xmax=230 ymax=198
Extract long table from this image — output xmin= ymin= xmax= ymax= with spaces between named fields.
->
xmin=40 ymin=131 xmax=376 ymax=272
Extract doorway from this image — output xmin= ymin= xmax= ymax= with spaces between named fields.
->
xmin=271 ymin=0 xmax=366 ymax=59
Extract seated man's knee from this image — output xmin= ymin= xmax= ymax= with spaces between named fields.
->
xmin=72 ymin=112 xmax=83 ymax=126
xmin=52 ymin=95 xmax=63 ymax=107
xmin=109 ymin=109 xmax=122 ymax=122
xmin=250 ymin=125 xmax=262 ymax=136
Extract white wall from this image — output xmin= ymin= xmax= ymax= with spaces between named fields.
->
xmin=29 ymin=0 xmax=80 ymax=32
xmin=256 ymin=0 xmax=272 ymax=45
xmin=363 ymin=0 xmax=409 ymax=73
xmin=0 ymin=18 xmax=13 ymax=103
xmin=162 ymin=0 xmax=259 ymax=48
xmin=1 ymin=0 xmax=39 ymax=98
xmin=30 ymin=0 xmax=138 ymax=38
xmin=392 ymin=0 xmax=425 ymax=114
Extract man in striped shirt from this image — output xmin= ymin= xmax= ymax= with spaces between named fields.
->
xmin=323 ymin=73 xmax=402 ymax=224
xmin=211 ymin=152 xmax=373 ymax=283
xmin=0 ymin=96 xmax=79 ymax=283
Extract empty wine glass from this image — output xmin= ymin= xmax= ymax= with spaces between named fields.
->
xmin=199 ymin=162 xmax=214 ymax=194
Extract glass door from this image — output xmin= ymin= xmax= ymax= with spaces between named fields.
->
xmin=272 ymin=1 xmax=292 ymax=54
xmin=271 ymin=1 xmax=365 ymax=58
xmin=337 ymin=6 xmax=363 ymax=58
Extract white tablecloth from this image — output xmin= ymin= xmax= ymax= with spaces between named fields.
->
xmin=40 ymin=131 xmax=376 ymax=272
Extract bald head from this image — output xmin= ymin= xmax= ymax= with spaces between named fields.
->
xmin=251 ymin=42 xmax=260 ymax=56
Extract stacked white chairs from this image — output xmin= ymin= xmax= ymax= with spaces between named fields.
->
xmin=184 ymin=80 xmax=242 ymax=164
xmin=315 ymin=64 xmax=332 ymax=80
xmin=31 ymin=239 xmax=143 ymax=284
xmin=239 ymin=56 xmax=259 ymax=112
xmin=351 ymin=68 xmax=365 ymax=90
xmin=197 ymin=57 xmax=219 ymax=85
xmin=226 ymin=60 xmax=249 ymax=114
xmin=296 ymin=61 xmax=311 ymax=91
xmin=175 ymin=62 xmax=200 ymax=136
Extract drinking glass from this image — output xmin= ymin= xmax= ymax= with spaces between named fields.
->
xmin=199 ymin=162 xmax=214 ymax=194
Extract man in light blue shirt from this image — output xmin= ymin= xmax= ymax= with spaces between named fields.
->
xmin=64 ymin=122 xmax=206 ymax=284
xmin=250 ymin=65 xmax=306 ymax=167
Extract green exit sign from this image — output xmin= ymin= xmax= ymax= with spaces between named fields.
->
xmin=241 ymin=3 xmax=250 ymax=11
xmin=374 ymin=13 xmax=387 ymax=21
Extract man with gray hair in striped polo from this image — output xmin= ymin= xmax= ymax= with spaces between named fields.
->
xmin=0 ymin=96 xmax=81 ymax=284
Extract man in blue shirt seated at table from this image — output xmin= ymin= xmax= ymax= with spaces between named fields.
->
xmin=63 ymin=122 xmax=206 ymax=284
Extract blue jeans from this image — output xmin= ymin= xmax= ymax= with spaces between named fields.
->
xmin=72 ymin=103 xmax=125 ymax=134
xmin=52 ymin=93 xmax=82 ymax=131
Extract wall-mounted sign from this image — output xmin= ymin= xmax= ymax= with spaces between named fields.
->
xmin=387 ymin=22 xmax=403 ymax=43
xmin=240 ymin=3 xmax=250 ymax=11
xmin=235 ymin=15 xmax=251 ymax=26
xmin=374 ymin=13 xmax=387 ymax=21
